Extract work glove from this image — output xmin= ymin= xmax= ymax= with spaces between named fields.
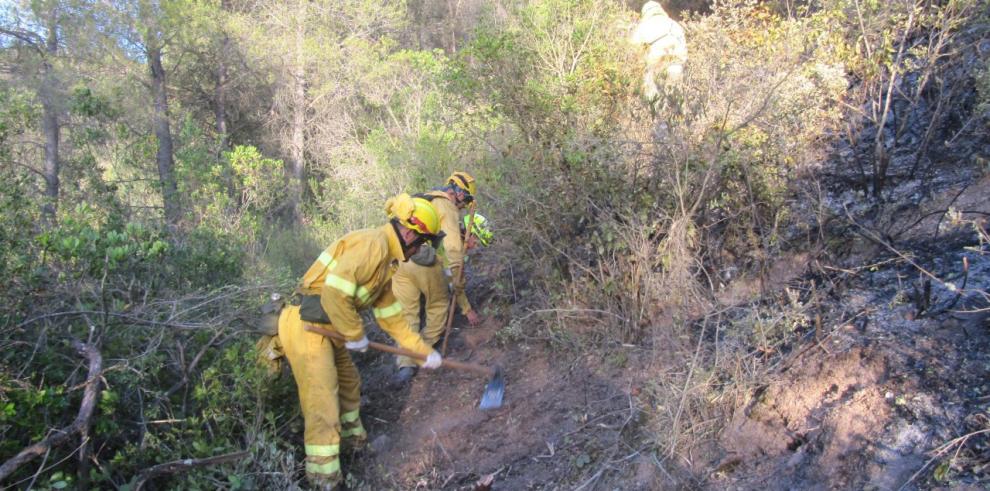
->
xmin=422 ymin=350 xmax=442 ymax=369
xmin=345 ymin=336 xmax=369 ymax=353
xmin=466 ymin=309 xmax=482 ymax=326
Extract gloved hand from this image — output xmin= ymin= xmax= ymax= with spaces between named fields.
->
xmin=466 ymin=310 xmax=482 ymax=326
xmin=345 ymin=336 xmax=369 ymax=352
xmin=422 ymin=350 xmax=442 ymax=369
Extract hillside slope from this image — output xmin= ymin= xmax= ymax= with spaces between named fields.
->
xmin=340 ymin=146 xmax=990 ymax=491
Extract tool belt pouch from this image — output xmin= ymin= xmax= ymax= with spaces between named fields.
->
xmin=299 ymin=294 xmax=332 ymax=324
xmin=254 ymin=295 xmax=286 ymax=335
xmin=410 ymin=244 xmax=437 ymax=266
xmin=261 ymin=295 xmax=286 ymax=315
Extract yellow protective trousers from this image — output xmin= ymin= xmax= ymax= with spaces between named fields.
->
xmin=392 ymin=260 xmax=449 ymax=368
xmin=278 ymin=306 xmax=366 ymax=487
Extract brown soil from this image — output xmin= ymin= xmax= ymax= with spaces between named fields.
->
xmin=327 ymin=173 xmax=990 ymax=490
xmin=343 ymin=308 xmax=646 ymax=490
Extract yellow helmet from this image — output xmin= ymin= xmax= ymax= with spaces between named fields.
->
xmin=385 ymin=193 xmax=441 ymax=236
xmin=409 ymin=197 xmax=441 ymax=236
xmin=447 ymin=171 xmax=477 ymax=200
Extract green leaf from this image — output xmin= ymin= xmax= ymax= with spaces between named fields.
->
xmin=933 ymin=461 xmax=950 ymax=482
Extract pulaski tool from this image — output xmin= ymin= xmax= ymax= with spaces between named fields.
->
xmin=304 ymin=324 xmax=504 ymax=410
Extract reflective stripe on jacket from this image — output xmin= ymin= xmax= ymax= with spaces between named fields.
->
xmin=297 ymin=224 xmax=433 ymax=356
xmin=425 ymin=191 xmax=472 ymax=314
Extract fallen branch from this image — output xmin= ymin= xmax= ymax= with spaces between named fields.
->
xmin=132 ymin=451 xmax=250 ymax=491
xmin=163 ymin=329 xmax=227 ymax=398
xmin=0 ymin=341 xmax=103 ymax=483
xmin=898 ymin=428 xmax=990 ymax=491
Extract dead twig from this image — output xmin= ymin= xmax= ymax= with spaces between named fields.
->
xmin=572 ymin=466 xmax=607 ymax=491
xmin=163 ymin=329 xmax=227 ymax=398
xmin=668 ymin=319 xmax=706 ymax=458
xmin=898 ymin=428 xmax=990 ymax=491
xmin=843 ymin=204 xmax=966 ymax=294
xmin=131 ymin=450 xmax=250 ymax=491
xmin=922 ymin=256 xmax=969 ymax=317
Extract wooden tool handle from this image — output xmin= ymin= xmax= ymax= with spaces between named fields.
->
xmin=441 ymin=206 xmax=477 ymax=356
xmin=303 ymin=324 xmax=493 ymax=377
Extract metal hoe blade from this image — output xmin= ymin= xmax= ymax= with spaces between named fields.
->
xmin=479 ymin=367 xmax=504 ymax=410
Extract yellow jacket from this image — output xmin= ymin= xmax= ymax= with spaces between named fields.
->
xmin=425 ymin=191 xmax=472 ymax=314
xmin=298 ymin=224 xmax=433 ymax=356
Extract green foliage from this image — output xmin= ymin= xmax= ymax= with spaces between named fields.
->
xmin=35 ymin=205 xmax=242 ymax=296
xmin=117 ymin=340 xmax=296 ymax=490
xmin=458 ymin=0 xmax=636 ymax=142
xmin=0 ymin=379 xmax=70 ymax=455
xmin=169 ymin=226 xmax=245 ymax=289
xmin=0 ymin=171 xmax=37 ymax=289
xmin=0 ymin=87 xmax=39 ymax=138
xmin=69 ymin=85 xmax=116 ymax=119
xmin=227 ymin=145 xmax=288 ymax=216
xmin=38 ymin=204 xmax=169 ymax=277
xmin=0 ymin=87 xmax=41 ymax=284
xmin=182 ymin=143 xmax=287 ymax=240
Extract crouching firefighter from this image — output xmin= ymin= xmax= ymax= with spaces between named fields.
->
xmin=390 ymin=172 xmax=484 ymax=385
xmin=266 ymin=193 xmax=447 ymax=489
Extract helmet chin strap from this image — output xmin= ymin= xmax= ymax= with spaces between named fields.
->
xmin=390 ymin=219 xmax=418 ymax=261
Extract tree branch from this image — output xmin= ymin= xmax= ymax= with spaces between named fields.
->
xmin=132 ymin=451 xmax=249 ymax=491
xmin=163 ymin=329 xmax=226 ymax=398
xmin=0 ymin=27 xmax=45 ymax=53
xmin=0 ymin=341 xmax=103 ymax=483
xmin=3 ymin=159 xmax=46 ymax=178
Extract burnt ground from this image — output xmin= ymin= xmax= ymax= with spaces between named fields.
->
xmin=714 ymin=260 xmax=990 ymax=490
xmin=291 ymin=168 xmax=990 ymax=490
xmin=707 ymin=168 xmax=990 ymax=490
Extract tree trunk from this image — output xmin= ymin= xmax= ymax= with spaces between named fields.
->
xmin=40 ymin=7 xmax=60 ymax=226
xmin=287 ymin=3 xmax=307 ymax=223
xmin=447 ymin=0 xmax=459 ymax=52
xmin=215 ymin=0 xmax=230 ymax=153
xmin=215 ymin=43 xmax=228 ymax=152
xmin=148 ymin=42 xmax=181 ymax=229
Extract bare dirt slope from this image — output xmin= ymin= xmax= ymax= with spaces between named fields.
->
xmin=344 ymin=309 xmax=647 ymax=489
xmin=327 ymin=169 xmax=990 ymax=490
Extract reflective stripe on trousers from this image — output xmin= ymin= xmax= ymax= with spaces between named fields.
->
xmin=278 ymin=307 xmax=361 ymax=484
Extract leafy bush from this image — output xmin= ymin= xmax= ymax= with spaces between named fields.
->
xmin=451 ymin=0 xmax=845 ymax=341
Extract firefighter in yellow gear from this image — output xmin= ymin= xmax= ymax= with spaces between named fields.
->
xmin=278 ymin=193 xmax=445 ymax=490
xmin=391 ymin=172 xmax=480 ymax=383
xmin=629 ymin=1 xmax=688 ymax=100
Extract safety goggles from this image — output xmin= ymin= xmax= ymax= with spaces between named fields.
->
xmin=452 ymin=185 xmax=474 ymax=206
